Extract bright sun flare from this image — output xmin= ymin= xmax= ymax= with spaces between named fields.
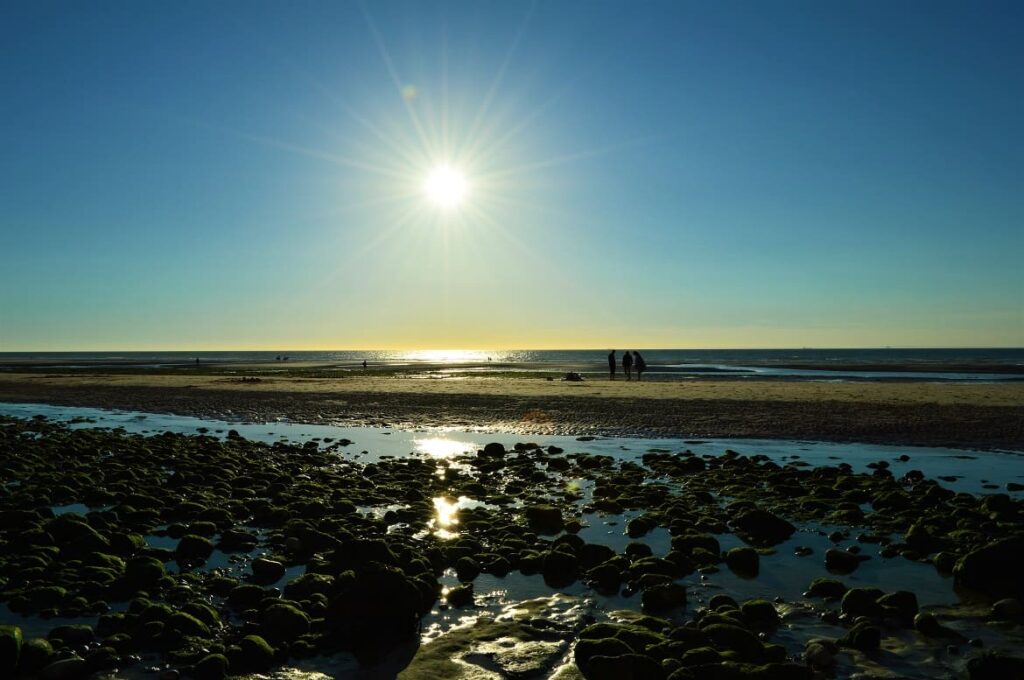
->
xmin=424 ymin=165 xmax=468 ymax=208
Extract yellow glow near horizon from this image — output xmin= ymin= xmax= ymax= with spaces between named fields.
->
xmin=424 ymin=165 xmax=468 ymax=208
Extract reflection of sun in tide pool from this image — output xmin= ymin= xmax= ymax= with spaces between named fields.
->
xmin=415 ymin=437 xmax=474 ymax=459
xmin=432 ymin=496 xmax=460 ymax=539
xmin=424 ymin=165 xmax=468 ymax=208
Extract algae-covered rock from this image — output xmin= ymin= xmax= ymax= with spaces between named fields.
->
xmin=238 ymin=635 xmax=274 ymax=672
xmin=806 ymin=578 xmax=847 ymax=599
xmin=125 ymin=556 xmax=166 ymax=589
xmin=825 ymin=548 xmax=860 ymax=574
xmin=260 ymin=603 xmax=310 ymax=643
xmin=47 ymin=624 xmax=95 ymax=646
xmin=0 ymin=625 xmax=22 ymax=675
xmin=740 ymin=599 xmax=779 ymax=628
xmin=39 ymin=656 xmax=87 ymax=680
xmin=642 ymin=583 xmax=687 ymax=612
xmin=701 ymin=623 xmax=763 ymax=661
xmin=19 ymin=637 xmax=54 ymax=675
xmin=574 ymin=637 xmax=634 ymax=671
xmin=446 ymin=583 xmax=474 ymax=608
xmin=584 ymin=652 xmax=665 ymax=679
xmin=877 ymin=590 xmax=918 ymax=621
xmin=841 ymin=621 xmax=881 ymax=651
xmin=954 ymin=536 xmax=1024 ymax=599
xmin=730 ymin=509 xmax=795 ymax=546
xmin=841 ymin=587 xmax=884 ymax=617
xmin=166 ymin=612 xmax=211 ymax=637
xmin=250 ymin=557 xmax=285 ymax=584
xmin=175 ymin=534 xmax=214 ymax=564
xmin=525 ymin=505 xmax=564 ymax=534
xmin=724 ymin=547 xmax=759 ymax=577
xmin=193 ymin=653 xmax=229 ymax=680
xmin=967 ymin=652 xmax=1024 ymax=679
xmin=543 ymin=548 xmax=579 ymax=587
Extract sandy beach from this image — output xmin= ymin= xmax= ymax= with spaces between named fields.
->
xmin=1 ymin=369 xmax=1021 ymax=449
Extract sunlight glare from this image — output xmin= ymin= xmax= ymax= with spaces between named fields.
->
xmin=424 ymin=165 xmax=468 ymax=208
xmin=415 ymin=437 xmax=474 ymax=459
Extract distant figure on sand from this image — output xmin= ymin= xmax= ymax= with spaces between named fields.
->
xmin=633 ymin=351 xmax=647 ymax=381
xmin=607 ymin=350 xmax=616 ymax=380
xmin=362 ymin=360 xmax=367 ymax=369
xmin=622 ymin=350 xmax=633 ymax=381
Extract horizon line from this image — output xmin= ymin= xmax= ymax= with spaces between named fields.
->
xmin=2 ymin=345 xmax=1022 ymax=353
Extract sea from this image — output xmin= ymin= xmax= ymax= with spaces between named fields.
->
xmin=1 ymin=347 xmax=1022 ymax=381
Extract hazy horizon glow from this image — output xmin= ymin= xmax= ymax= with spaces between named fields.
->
xmin=1 ymin=1 xmax=1021 ymax=351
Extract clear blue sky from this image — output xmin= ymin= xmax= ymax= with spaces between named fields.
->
xmin=1 ymin=1 xmax=1021 ymax=350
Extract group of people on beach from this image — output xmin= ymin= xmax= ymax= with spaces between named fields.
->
xmin=608 ymin=350 xmax=646 ymax=380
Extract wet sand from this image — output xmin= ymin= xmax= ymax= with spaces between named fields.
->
xmin=0 ymin=371 xmax=1021 ymax=449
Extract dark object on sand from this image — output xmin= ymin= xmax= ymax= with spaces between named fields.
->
xmin=563 ymin=371 xmax=584 ymax=382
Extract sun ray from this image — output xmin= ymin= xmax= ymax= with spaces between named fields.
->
xmin=460 ymin=1 xmax=537 ymax=161
xmin=359 ymin=0 xmax=437 ymax=161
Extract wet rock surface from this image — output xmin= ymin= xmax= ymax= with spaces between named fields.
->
xmin=0 ymin=415 xmax=1022 ymax=678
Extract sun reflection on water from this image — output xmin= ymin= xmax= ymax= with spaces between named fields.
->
xmin=432 ymin=496 xmax=460 ymax=540
xmin=415 ymin=437 xmax=475 ymax=459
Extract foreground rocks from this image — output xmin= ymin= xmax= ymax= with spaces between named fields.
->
xmin=0 ymin=416 xmax=1022 ymax=678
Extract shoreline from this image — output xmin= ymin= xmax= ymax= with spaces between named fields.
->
xmin=1 ymin=372 xmax=1021 ymax=450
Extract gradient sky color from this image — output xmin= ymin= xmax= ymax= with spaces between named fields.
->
xmin=1 ymin=1 xmax=1021 ymax=350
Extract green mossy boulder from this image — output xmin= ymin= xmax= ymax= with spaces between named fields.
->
xmin=260 ymin=603 xmax=311 ymax=643
xmin=0 ymin=625 xmax=22 ymax=675
xmin=193 ymin=653 xmax=229 ymax=680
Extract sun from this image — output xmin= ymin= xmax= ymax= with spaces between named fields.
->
xmin=424 ymin=165 xmax=468 ymax=208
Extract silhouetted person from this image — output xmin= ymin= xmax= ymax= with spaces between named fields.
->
xmin=623 ymin=350 xmax=633 ymax=381
xmin=362 ymin=360 xmax=367 ymax=369
xmin=608 ymin=350 xmax=616 ymax=380
xmin=633 ymin=351 xmax=647 ymax=381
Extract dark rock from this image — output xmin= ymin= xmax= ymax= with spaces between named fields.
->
xmin=991 ymin=598 xmax=1023 ymax=620
xmin=642 ymin=583 xmax=687 ymax=612
xmin=967 ymin=652 xmax=1024 ymax=679
xmin=455 ymin=556 xmax=481 ymax=582
xmin=192 ymin=653 xmax=229 ymax=680
xmin=39 ymin=656 xmax=87 ymax=680
xmin=574 ymin=637 xmax=634 ymax=671
xmin=841 ymin=587 xmax=884 ymax=618
xmin=174 ymin=534 xmax=214 ymax=563
xmin=584 ymin=653 xmax=665 ymax=680
xmin=740 ymin=599 xmax=779 ymax=628
xmin=954 ymin=537 xmax=1024 ymax=599
xmin=525 ymin=505 xmax=564 ymax=534
xmin=806 ymin=578 xmax=847 ymax=599
xmin=877 ymin=590 xmax=919 ymax=621
xmin=543 ymin=548 xmax=579 ymax=587
xmin=825 ymin=548 xmax=860 ymax=574
xmin=238 ymin=635 xmax=274 ymax=672
xmin=731 ymin=509 xmax=795 ymax=546
xmin=483 ymin=442 xmax=506 ymax=457
xmin=0 ymin=625 xmax=22 ymax=675
xmin=724 ymin=547 xmax=759 ymax=577
xmin=250 ymin=558 xmax=285 ymax=584
xmin=260 ymin=603 xmax=310 ymax=643
xmin=19 ymin=637 xmax=54 ymax=675
xmin=842 ymin=621 xmax=881 ymax=651
xmin=445 ymin=584 xmax=474 ymax=608
xmin=701 ymin=624 xmax=764 ymax=661
xmin=47 ymin=624 xmax=95 ymax=646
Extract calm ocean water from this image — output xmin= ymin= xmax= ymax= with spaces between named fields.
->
xmin=1 ymin=348 xmax=1022 ymax=381
xmin=1 ymin=348 xmax=1021 ymax=365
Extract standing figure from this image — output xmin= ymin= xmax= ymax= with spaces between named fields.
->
xmin=607 ymin=350 xmax=616 ymax=380
xmin=633 ymin=351 xmax=647 ymax=381
xmin=622 ymin=350 xmax=634 ymax=381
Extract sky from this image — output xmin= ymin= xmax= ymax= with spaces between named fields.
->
xmin=1 ymin=0 xmax=1021 ymax=350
